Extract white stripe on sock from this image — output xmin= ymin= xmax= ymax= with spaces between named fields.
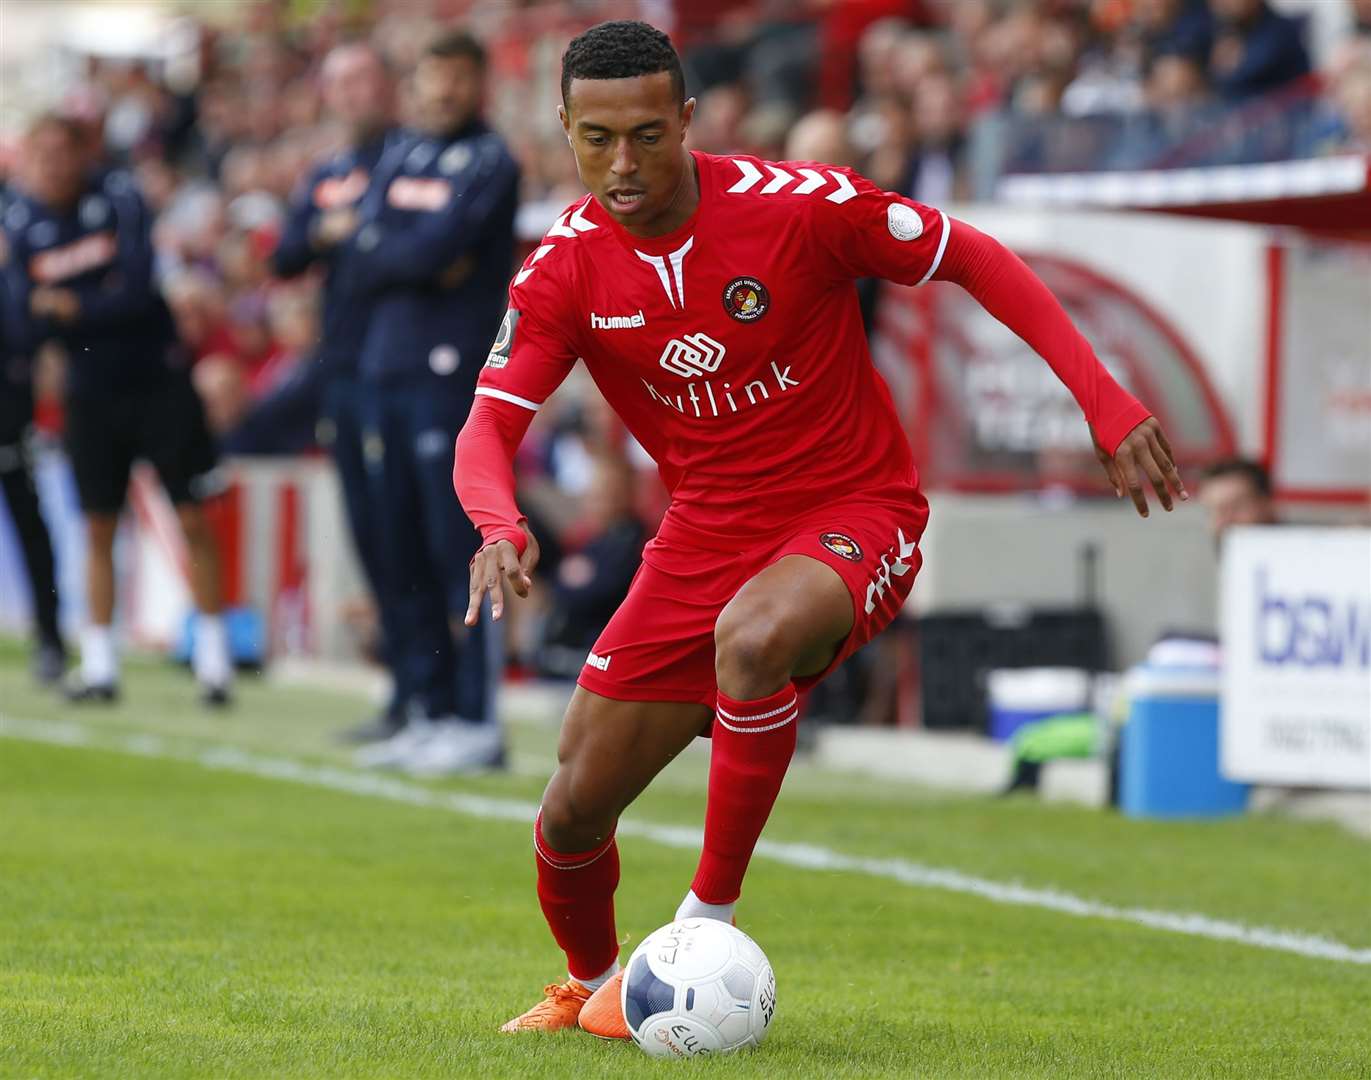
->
xmin=716 ymin=696 xmax=797 ymax=724
xmin=714 ymin=708 xmax=798 ymax=734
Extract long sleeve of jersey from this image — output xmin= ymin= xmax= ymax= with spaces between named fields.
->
xmin=454 ymin=270 xmax=580 ymax=555
xmin=932 ymin=219 xmax=1151 ymax=455
xmin=805 ymin=167 xmax=1151 ymax=456
xmin=453 ymin=394 xmax=535 ymax=555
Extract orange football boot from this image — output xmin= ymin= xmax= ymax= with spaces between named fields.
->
xmin=578 ymin=971 xmax=629 ymax=1040
xmin=578 ymin=917 xmax=739 ymax=1041
xmin=499 ymin=980 xmax=592 ymax=1033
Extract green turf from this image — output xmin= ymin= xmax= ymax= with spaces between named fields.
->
xmin=1 ymin=640 xmax=1369 ymax=1078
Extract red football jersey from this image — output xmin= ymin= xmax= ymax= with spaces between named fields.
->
xmin=476 ymin=151 xmax=946 ymax=557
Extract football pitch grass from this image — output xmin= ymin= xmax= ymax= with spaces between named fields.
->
xmin=2 ymin=640 xmax=1368 ymax=1078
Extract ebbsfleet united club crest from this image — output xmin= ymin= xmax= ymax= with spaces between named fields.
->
xmin=820 ymin=533 xmax=863 ymax=561
xmin=722 ymin=276 xmax=770 ymax=322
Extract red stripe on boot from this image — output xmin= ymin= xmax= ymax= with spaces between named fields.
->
xmin=534 ymin=812 xmax=621 ymax=981
xmin=691 ymin=685 xmax=799 ymax=906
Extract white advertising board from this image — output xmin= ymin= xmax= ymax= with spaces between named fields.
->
xmin=1221 ymin=527 xmax=1371 ymax=788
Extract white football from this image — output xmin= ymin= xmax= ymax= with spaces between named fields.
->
xmin=621 ymin=918 xmax=776 ymax=1058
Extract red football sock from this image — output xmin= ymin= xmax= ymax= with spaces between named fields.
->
xmin=691 ymin=684 xmax=800 ymax=905
xmin=533 ymin=812 xmax=620 ymax=982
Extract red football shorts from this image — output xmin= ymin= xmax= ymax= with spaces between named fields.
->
xmin=576 ymin=492 xmax=929 ymax=707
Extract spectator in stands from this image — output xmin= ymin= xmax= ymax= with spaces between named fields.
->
xmin=784 ymin=109 xmax=856 ymax=166
xmin=1207 ymin=0 xmax=1311 ymax=102
xmin=1139 ymin=0 xmax=1215 ymax=72
xmin=536 ymin=454 xmax=648 ymax=679
xmin=904 ymin=72 xmax=965 ymax=205
xmin=1197 ymin=458 xmax=1279 ymax=548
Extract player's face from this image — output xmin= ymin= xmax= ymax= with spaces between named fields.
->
xmin=561 ymin=72 xmax=696 ymax=235
xmin=24 ymin=125 xmax=86 ymax=209
xmin=321 ymin=46 xmax=391 ymax=138
xmin=414 ymin=55 xmax=483 ymax=137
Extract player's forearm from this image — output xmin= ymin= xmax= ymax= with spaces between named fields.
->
xmin=454 ymin=394 xmax=535 ymax=555
xmin=934 ymin=219 xmax=1151 ymax=454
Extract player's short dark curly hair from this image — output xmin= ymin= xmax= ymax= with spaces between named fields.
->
xmin=560 ymin=20 xmax=684 ymax=108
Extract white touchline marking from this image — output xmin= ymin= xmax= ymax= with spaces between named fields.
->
xmin=4 ymin=715 xmax=1369 ymax=967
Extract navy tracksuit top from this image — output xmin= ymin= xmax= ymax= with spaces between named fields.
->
xmin=340 ymin=120 xmax=520 ymax=399
xmin=2 ymin=170 xmax=179 ymax=396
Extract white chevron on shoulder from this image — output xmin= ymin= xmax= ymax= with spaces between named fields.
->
xmin=567 ymin=200 xmax=597 ymax=231
xmin=513 ymin=243 xmax=554 ymax=286
xmin=761 ymin=164 xmax=796 ymax=194
xmin=514 ymin=198 xmax=595 ymax=286
xmin=727 ymin=159 xmax=763 ymax=193
xmin=825 ymin=169 xmax=858 ymax=204
xmin=726 ymin=159 xmax=860 ymax=203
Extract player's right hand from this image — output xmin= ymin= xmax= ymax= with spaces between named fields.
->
xmin=465 ymin=522 xmax=540 ymax=626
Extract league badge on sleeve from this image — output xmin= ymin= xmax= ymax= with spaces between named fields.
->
xmin=887 ymin=202 xmax=923 ymax=242
xmin=722 ymin=276 xmax=770 ymax=322
xmin=486 ymin=308 xmax=519 ymax=369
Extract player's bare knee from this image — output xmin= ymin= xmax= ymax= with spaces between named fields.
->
xmin=539 ymin=767 xmax=618 ymax=852
xmin=714 ymin=603 xmax=795 ymax=697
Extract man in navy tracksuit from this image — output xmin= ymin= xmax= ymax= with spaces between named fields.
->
xmin=0 ymin=184 xmax=66 ymax=685
xmin=2 ymin=115 xmax=231 ymax=705
xmin=272 ymin=43 xmax=408 ymax=742
xmin=344 ymin=31 xmax=519 ymax=774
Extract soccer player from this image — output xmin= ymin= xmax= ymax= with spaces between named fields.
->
xmin=2 ymin=115 xmax=232 ymax=705
xmin=273 ymin=42 xmax=407 ymax=742
xmin=454 ymin=22 xmax=1186 ymax=1035
xmin=343 ymin=31 xmax=520 ymax=774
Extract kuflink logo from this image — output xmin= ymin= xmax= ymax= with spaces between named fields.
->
xmin=1256 ymin=567 xmax=1371 ymax=669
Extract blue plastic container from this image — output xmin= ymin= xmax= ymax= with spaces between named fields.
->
xmin=1120 ymin=666 xmax=1249 ymax=819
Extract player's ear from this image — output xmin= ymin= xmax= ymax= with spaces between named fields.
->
xmin=679 ymin=97 xmax=696 ymax=141
xmin=558 ymin=104 xmax=570 ymax=141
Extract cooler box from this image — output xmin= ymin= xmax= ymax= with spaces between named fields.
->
xmin=986 ymin=667 xmax=1091 ymax=742
xmin=1120 ymin=666 xmax=1249 ymax=818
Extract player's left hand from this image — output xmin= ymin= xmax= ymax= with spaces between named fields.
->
xmin=465 ymin=521 xmax=541 ymax=626
xmin=1094 ymin=417 xmax=1188 ymax=518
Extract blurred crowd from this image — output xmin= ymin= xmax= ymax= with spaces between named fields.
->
xmin=2 ymin=0 xmax=1367 ymax=682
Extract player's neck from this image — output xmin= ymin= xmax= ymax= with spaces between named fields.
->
xmin=622 ymin=152 xmax=699 ymax=240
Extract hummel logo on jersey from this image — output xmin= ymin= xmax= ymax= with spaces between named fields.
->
xmin=585 ymin=651 xmax=612 ymax=671
xmin=659 ymin=333 xmax=725 ymax=379
xmin=591 ymin=310 xmax=646 ymax=330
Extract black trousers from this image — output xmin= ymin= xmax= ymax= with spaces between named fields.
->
xmin=0 ymin=384 xmax=61 ymax=648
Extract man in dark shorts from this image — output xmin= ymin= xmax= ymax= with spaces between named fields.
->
xmin=2 ymin=115 xmax=232 ymax=705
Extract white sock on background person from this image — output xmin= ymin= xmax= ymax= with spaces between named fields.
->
xmin=80 ymin=624 xmax=118 ymax=687
xmin=193 ymin=613 xmax=232 ymax=687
